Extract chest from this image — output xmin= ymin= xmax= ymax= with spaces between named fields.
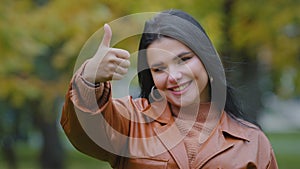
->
xmin=114 ymin=121 xmax=261 ymax=169
xmin=118 ymin=143 xmax=260 ymax=169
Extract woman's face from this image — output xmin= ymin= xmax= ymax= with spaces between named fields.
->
xmin=147 ymin=37 xmax=210 ymax=107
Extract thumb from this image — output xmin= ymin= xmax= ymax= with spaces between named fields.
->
xmin=100 ymin=23 xmax=112 ymax=47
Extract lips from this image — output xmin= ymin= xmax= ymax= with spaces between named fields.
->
xmin=168 ymin=81 xmax=192 ymax=94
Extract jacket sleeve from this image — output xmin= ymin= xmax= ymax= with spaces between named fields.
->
xmin=60 ymin=61 xmax=131 ymax=167
xmin=257 ymin=131 xmax=279 ymax=169
xmin=267 ymin=148 xmax=279 ymax=169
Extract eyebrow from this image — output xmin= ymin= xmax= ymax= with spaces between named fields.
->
xmin=150 ymin=51 xmax=193 ymax=68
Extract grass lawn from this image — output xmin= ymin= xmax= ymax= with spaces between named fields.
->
xmin=64 ymin=150 xmax=111 ymax=169
xmin=0 ymin=132 xmax=299 ymax=169
xmin=266 ymin=132 xmax=300 ymax=169
xmin=0 ymin=141 xmax=111 ymax=169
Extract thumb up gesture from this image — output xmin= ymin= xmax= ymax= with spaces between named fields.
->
xmin=82 ymin=24 xmax=131 ymax=83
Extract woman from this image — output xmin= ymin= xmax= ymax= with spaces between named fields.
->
xmin=61 ymin=10 xmax=278 ymax=169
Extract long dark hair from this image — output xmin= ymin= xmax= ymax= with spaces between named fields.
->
xmin=137 ymin=9 xmax=251 ymax=124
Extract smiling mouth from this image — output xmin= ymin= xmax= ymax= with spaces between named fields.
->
xmin=169 ymin=81 xmax=192 ymax=92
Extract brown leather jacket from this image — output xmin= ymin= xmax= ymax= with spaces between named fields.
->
xmin=60 ymin=70 xmax=278 ymax=169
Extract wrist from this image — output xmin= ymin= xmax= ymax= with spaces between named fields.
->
xmin=80 ymin=60 xmax=101 ymax=87
xmin=80 ymin=76 xmax=101 ymax=88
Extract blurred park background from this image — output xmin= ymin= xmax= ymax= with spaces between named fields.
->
xmin=0 ymin=0 xmax=299 ymax=168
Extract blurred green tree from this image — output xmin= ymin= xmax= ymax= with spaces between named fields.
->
xmin=0 ymin=0 xmax=119 ymax=168
xmin=219 ymin=0 xmax=300 ymax=120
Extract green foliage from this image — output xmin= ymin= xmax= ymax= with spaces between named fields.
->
xmin=0 ymin=0 xmax=298 ymax=118
xmin=0 ymin=0 xmax=114 ymax=110
xmin=230 ymin=0 xmax=300 ymax=97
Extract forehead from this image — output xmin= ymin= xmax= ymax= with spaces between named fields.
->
xmin=146 ymin=37 xmax=191 ymax=64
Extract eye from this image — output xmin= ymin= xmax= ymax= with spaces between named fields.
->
xmin=181 ymin=56 xmax=192 ymax=61
xmin=178 ymin=55 xmax=193 ymax=64
xmin=151 ymin=66 xmax=166 ymax=72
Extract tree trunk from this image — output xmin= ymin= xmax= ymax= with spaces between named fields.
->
xmin=33 ymin=111 xmax=65 ymax=169
xmin=1 ymin=137 xmax=17 ymax=169
xmin=221 ymin=0 xmax=262 ymax=121
xmin=40 ymin=120 xmax=64 ymax=169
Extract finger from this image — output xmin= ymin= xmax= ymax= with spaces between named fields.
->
xmin=100 ymin=24 xmax=112 ymax=48
xmin=111 ymin=72 xmax=125 ymax=81
xmin=111 ymin=48 xmax=130 ymax=59
xmin=112 ymin=57 xmax=130 ymax=68
xmin=114 ymin=66 xmax=128 ymax=75
xmin=119 ymin=59 xmax=130 ymax=68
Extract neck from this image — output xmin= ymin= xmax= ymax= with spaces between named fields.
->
xmin=170 ymin=102 xmax=212 ymax=123
xmin=200 ymin=84 xmax=211 ymax=103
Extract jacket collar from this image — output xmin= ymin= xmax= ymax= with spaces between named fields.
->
xmin=141 ymin=99 xmax=172 ymax=124
xmin=141 ymin=100 xmax=252 ymax=142
xmin=141 ymin=101 xmax=254 ymax=168
xmin=193 ymin=112 xmax=255 ymax=168
xmin=153 ymin=117 xmax=190 ymax=169
xmin=219 ymin=112 xmax=253 ymax=142
xmin=141 ymin=100 xmax=189 ymax=168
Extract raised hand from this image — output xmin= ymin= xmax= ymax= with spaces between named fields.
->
xmin=82 ymin=24 xmax=130 ymax=83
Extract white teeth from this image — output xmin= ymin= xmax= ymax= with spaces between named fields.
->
xmin=173 ymin=83 xmax=189 ymax=92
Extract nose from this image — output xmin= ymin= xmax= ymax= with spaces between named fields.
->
xmin=168 ymin=69 xmax=182 ymax=84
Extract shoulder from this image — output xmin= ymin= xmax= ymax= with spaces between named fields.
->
xmin=113 ymin=96 xmax=150 ymax=111
xmin=218 ymin=113 xmax=278 ymax=168
xmin=221 ymin=112 xmax=272 ymax=146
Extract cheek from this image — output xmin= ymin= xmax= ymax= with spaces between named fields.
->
xmin=193 ymin=68 xmax=208 ymax=83
xmin=152 ymin=73 xmax=167 ymax=89
xmin=196 ymin=71 xmax=209 ymax=90
xmin=188 ymin=61 xmax=209 ymax=84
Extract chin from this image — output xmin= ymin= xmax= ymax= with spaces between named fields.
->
xmin=167 ymin=95 xmax=200 ymax=108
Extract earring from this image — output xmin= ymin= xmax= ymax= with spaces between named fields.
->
xmin=210 ymin=76 xmax=214 ymax=83
xmin=150 ymin=86 xmax=163 ymax=102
